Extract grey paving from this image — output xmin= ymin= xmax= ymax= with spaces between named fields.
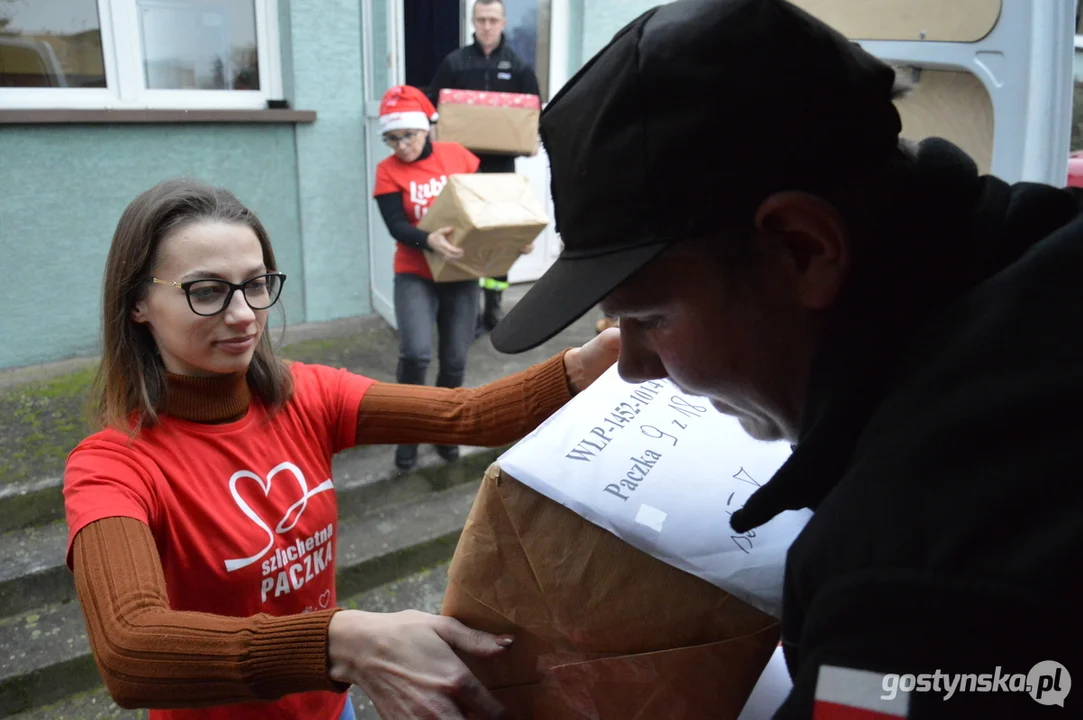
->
xmin=0 ymin=283 xmax=598 ymax=530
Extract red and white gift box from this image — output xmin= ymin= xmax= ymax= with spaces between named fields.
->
xmin=436 ymin=88 xmax=541 ymax=157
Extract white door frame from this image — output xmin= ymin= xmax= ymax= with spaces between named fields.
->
xmin=549 ymin=0 xmax=572 ymax=94
xmin=362 ymin=0 xmax=405 ymax=327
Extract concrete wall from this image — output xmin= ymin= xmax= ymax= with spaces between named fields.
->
xmin=286 ymin=0 xmax=372 ymax=325
xmin=579 ymin=0 xmax=672 ymax=67
xmin=0 ymin=0 xmax=374 ymax=371
xmin=0 ymin=125 xmax=304 ymax=370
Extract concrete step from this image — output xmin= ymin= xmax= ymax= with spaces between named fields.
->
xmin=0 ymin=475 xmax=66 ymax=534
xmin=0 ymin=433 xmax=499 ymax=535
xmin=0 ymin=482 xmax=476 ymax=717
xmin=6 ymin=562 xmax=453 ymax=719
xmin=0 ymin=281 xmax=596 ymax=538
xmin=0 ymin=443 xmax=500 ymax=619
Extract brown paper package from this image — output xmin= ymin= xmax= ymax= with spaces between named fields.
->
xmin=418 ymin=173 xmax=548 ymax=282
xmin=437 ymin=102 xmax=540 ymax=156
xmin=441 ymin=464 xmax=781 ymax=720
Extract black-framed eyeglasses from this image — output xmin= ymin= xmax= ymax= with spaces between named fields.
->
xmin=149 ymin=272 xmax=287 ymax=317
xmin=383 ymin=129 xmax=422 ymax=147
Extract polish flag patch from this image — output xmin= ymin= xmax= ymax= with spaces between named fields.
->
xmin=813 ymin=665 xmax=910 ymax=719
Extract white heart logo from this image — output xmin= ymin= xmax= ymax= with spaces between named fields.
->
xmin=223 ymin=461 xmax=334 ymax=572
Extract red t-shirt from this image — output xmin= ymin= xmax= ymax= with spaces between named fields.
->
xmin=373 ymin=141 xmax=480 ymax=279
xmin=63 ymin=363 xmax=376 ymax=720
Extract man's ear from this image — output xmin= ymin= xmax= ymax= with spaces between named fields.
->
xmin=754 ymin=191 xmax=851 ymax=311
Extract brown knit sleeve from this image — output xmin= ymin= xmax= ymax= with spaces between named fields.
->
xmin=354 ymin=350 xmax=574 ymax=446
xmin=73 ymin=516 xmax=345 ymax=710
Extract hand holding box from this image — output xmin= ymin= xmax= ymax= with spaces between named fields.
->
xmin=417 ymin=173 xmax=548 ymax=282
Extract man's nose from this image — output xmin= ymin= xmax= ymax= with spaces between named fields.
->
xmin=616 ymin=327 xmax=666 ymax=384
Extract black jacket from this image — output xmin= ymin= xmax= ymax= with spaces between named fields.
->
xmin=428 ymin=34 xmax=540 ymax=173
xmin=729 ymin=139 xmax=1083 ymax=718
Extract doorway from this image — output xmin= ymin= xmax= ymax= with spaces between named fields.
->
xmin=403 ymin=0 xmax=460 ymax=93
xmin=365 ymin=0 xmax=571 ymax=328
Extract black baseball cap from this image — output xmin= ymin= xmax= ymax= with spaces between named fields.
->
xmin=491 ymin=0 xmax=902 ymax=354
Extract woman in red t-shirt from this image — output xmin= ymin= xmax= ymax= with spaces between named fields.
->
xmin=372 ymin=85 xmax=483 ymax=472
xmin=63 ymin=177 xmax=619 ymax=720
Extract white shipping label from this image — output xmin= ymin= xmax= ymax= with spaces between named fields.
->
xmin=499 ymin=365 xmax=812 ymax=618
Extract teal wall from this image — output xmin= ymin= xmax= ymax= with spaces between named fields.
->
xmin=578 ymin=0 xmax=672 ymax=71
xmin=0 ymin=125 xmax=304 ymax=370
xmin=0 ymin=0 xmax=374 ymax=371
xmin=566 ymin=0 xmax=584 ymax=81
xmin=287 ymin=0 xmax=371 ymax=325
xmin=0 ymin=0 xmax=664 ymax=371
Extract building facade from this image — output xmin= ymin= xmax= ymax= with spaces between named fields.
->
xmin=0 ymin=0 xmax=670 ymax=371
xmin=1 ymin=0 xmax=1074 ymax=371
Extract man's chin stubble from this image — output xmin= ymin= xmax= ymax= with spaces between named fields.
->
xmin=737 ymin=416 xmax=784 ymax=443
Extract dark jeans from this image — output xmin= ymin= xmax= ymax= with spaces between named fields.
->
xmin=477 ymin=155 xmax=513 ymax=286
xmin=477 ymin=154 xmax=516 ymax=174
xmin=393 ymin=272 xmax=479 ymax=390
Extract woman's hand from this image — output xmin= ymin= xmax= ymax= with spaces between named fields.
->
xmin=562 ymin=327 xmax=620 ymax=394
xmin=329 ymin=609 xmax=512 ymax=720
xmin=427 ymin=227 xmax=464 ymax=261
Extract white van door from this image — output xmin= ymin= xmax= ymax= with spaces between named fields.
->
xmin=790 ymin=0 xmax=1075 ymax=186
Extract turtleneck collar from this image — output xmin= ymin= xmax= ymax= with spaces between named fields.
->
xmin=162 ymin=371 xmax=251 ymax=423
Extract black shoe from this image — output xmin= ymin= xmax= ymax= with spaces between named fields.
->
xmin=436 ymin=445 xmax=460 ymax=462
xmin=482 ymin=289 xmax=504 ymax=331
xmin=395 ymin=444 xmax=418 ymax=470
xmin=482 ymin=306 xmax=504 ymax=331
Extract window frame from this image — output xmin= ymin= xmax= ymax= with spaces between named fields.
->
xmin=0 ymin=0 xmax=282 ymax=110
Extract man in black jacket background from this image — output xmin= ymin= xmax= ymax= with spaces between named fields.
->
xmin=428 ymin=0 xmax=541 ymax=334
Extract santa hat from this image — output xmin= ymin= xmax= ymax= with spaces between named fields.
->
xmin=379 ymin=85 xmax=439 ymax=133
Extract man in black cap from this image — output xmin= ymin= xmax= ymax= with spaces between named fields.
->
xmin=493 ymin=0 xmax=1083 ymax=716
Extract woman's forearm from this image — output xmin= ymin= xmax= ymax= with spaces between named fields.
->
xmin=73 ymin=517 xmax=345 ymax=709
xmin=375 ymin=192 xmax=430 ymax=250
xmin=354 ymin=351 xmax=573 ymax=447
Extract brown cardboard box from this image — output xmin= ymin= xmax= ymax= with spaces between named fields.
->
xmin=417 ymin=173 xmax=548 ymax=282
xmin=441 ymin=464 xmax=781 ymax=720
xmin=437 ymin=89 xmax=540 ymax=156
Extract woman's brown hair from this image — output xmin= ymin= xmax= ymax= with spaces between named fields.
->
xmin=93 ymin=178 xmax=294 ymax=433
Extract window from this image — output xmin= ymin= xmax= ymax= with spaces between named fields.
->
xmin=0 ymin=0 xmax=106 ymax=88
xmin=0 ymin=0 xmax=281 ymax=109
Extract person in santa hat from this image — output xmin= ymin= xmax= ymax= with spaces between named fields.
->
xmin=372 ymin=85 xmax=482 ymax=471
